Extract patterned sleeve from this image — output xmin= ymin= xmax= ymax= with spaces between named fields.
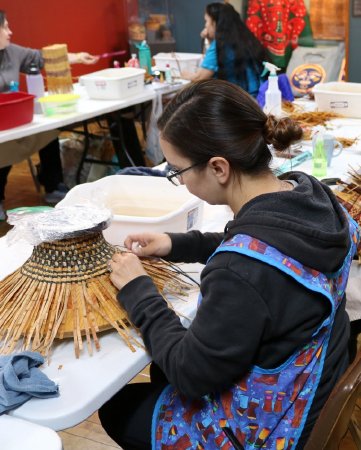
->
xmin=201 ymin=40 xmax=218 ymax=73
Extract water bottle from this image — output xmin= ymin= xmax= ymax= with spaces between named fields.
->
xmin=137 ymin=40 xmax=152 ymax=75
xmin=165 ymin=64 xmax=172 ymax=83
xmin=26 ymin=63 xmax=45 ymax=114
xmin=9 ymin=80 xmax=19 ymax=92
xmin=312 ymin=135 xmax=327 ymax=178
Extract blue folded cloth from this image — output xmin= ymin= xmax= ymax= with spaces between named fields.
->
xmin=0 ymin=351 xmax=59 ymax=414
xmin=116 ymin=166 xmax=167 ymax=177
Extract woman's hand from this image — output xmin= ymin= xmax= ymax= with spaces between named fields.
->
xmin=109 ymin=252 xmax=148 ymax=290
xmin=180 ymin=67 xmax=214 ymax=82
xmin=124 ymin=233 xmax=172 ymax=258
xmin=68 ymin=52 xmax=99 ymax=65
xmin=200 ymin=27 xmax=208 ymax=39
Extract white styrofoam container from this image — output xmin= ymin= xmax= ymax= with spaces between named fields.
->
xmin=153 ymin=52 xmax=203 ymax=77
xmin=57 ymin=175 xmax=204 ymax=245
xmin=79 ymin=68 xmax=146 ymax=100
xmin=313 ymin=82 xmax=361 ymax=118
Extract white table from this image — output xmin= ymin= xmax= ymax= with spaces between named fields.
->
xmin=0 ymin=85 xmax=156 ymax=145
xmin=0 ymin=415 xmax=62 ymax=450
xmin=0 ymin=79 xmax=190 ymax=145
xmin=0 ymin=114 xmax=360 ymax=431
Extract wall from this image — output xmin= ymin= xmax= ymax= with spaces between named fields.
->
xmin=348 ymin=0 xmax=361 ymax=81
xmin=170 ymin=0 xmax=210 ymax=53
xmin=1 ymin=0 xmax=130 ymax=80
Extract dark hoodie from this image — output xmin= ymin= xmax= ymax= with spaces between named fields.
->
xmin=118 ymin=172 xmax=351 ymax=448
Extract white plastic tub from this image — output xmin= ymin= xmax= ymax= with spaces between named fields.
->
xmin=57 ymin=175 xmax=204 ymax=245
xmin=153 ymin=52 xmax=203 ymax=77
xmin=80 ymin=68 xmax=146 ymax=100
xmin=313 ymin=82 xmax=361 ymax=118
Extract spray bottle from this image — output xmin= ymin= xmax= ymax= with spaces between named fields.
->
xmin=262 ymin=62 xmax=282 ymax=116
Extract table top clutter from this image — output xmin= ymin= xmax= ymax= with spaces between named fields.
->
xmin=1 ymin=152 xmax=361 ymax=431
xmin=0 ymin=89 xmax=360 ymax=432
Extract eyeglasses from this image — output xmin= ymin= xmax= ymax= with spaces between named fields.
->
xmin=166 ymin=162 xmax=205 ymax=186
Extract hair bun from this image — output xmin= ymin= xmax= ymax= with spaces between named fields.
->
xmin=264 ymin=114 xmax=303 ymax=151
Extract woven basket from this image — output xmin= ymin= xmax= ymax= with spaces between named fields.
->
xmin=42 ymin=44 xmax=73 ymax=94
xmin=0 ymin=231 xmax=191 ymax=358
xmin=310 ymin=0 xmax=346 ymax=40
xmin=335 ymin=182 xmax=361 ymax=262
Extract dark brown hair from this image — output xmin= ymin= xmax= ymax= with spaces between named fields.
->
xmin=158 ymin=79 xmax=303 ymax=175
xmin=205 ymin=3 xmax=267 ymax=89
xmin=0 ymin=11 xmax=6 ymax=28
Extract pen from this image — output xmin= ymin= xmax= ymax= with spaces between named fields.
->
xmin=96 ymin=50 xmax=127 ymax=59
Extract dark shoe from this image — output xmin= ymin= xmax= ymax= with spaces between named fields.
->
xmin=44 ymin=184 xmax=69 ymax=204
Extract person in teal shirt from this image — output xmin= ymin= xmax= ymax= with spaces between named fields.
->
xmin=182 ymin=3 xmax=267 ymax=97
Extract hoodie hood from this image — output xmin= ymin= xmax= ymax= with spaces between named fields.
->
xmin=224 ymin=172 xmax=350 ymax=273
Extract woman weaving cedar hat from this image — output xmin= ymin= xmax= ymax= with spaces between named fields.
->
xmin=100 ymin=80 xmax=359 ymax=449
xmin=0 ymin=10 xmax=98 ymax=221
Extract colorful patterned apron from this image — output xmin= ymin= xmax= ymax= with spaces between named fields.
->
xmin=152 ymin=214 xmax=359 ymax=450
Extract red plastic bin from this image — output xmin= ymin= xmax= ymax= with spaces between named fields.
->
xmin=0 ymin=91 xmax=35 ymax=131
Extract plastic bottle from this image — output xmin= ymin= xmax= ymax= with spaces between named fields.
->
xmin=127 ymin=53 xmax=140 ymax=68
xmin=165 ymin=63 xmax=172 ymax=83
xmin=262 ymin=62 xmax=282 ymax=116
xmin=26 ymin=63 xmax=45 ymax=114
xmin=9 ymin=80 xmax=19 ymax=92
xmin=136 ymin=40 xmax=152 ymax=75
xmin=312 ymin=134 xmax=327 ymax=178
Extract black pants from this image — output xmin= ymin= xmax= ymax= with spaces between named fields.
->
xmin=108 ymin=111 xmax=146 ymax=168
xmin=98 ymin=363 xmax=168 ymax=450
xmin=0 ymin=138 xmax=63 ymax=200
xmin=349 ymin=319 xmax=361 ymax=363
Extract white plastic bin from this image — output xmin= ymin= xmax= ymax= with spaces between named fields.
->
xmin=57 ymin=175 xmax=204 ymax=245
xmin=80 ymin=68 xmax=146 ymax=100
xmin=153 ymin=52 xmax=203 ymax=77
xmin=313 ymin=82 xmax=361 ymax=118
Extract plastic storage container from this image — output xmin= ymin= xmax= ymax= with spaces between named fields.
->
xmin=26 ymin=63 xmax=45 ymax=114
xmin=153 ymin=52 xmax=203 ymax=77
xmin=80 ymin=68 xmax=146 ymax=100
xmin=313 ymin=82 xmax=361 ymax=118
xmin=38 ymin=93 xmax=80 ymax=116
xmin=0 ymin=92 xmax=35 ymax=131
xmin=57 ymin=175 xmax=204 ymax=245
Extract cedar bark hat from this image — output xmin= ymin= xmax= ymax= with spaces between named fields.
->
xmin=0 ymin=206 xmax=193 ymax=359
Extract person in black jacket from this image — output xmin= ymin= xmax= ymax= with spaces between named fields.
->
xmin=99 ymin=80 xmax=357 ymax=450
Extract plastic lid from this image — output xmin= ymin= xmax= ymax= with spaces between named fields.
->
xmin=38 ymin=93 xmax=80 ymax=103
xmin=27 ymin=63 xmax=41 ymax=75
